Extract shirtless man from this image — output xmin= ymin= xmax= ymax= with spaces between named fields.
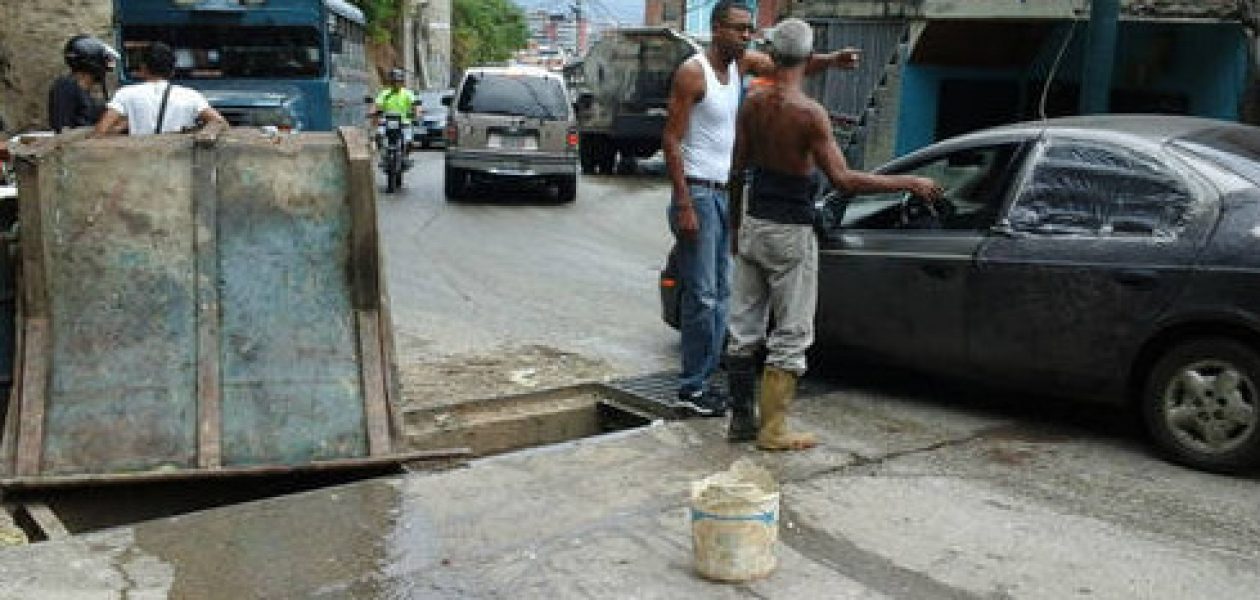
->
xmin=663 ymin=1 xmax=860 ymax=418
xmin=726 ymin=19 xmax=942 ymax=449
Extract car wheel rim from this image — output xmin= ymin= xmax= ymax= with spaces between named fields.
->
xmin=1162 ymin=359 xmax=1258 ymax=454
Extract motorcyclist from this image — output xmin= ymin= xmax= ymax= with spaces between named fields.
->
xmin=374 ymin=68 xmax=419 ymax=167
xmin=49 ymin=35 xmax=119 ymax=133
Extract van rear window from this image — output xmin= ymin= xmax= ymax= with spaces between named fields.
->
xmin=457 ymin=73 xmax=568 ymax=120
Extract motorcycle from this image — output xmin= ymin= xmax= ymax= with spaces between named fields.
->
xmin=376 ymin=112 xmax=407 ymax=193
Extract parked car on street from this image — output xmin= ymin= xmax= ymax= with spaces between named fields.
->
xmin=661 ymin=115 xmax=1260 ymax=473
xmin=414 ymin=88 xmax=452 ymax=149
xmin=444 ymin=65 xmax=580 ymax=202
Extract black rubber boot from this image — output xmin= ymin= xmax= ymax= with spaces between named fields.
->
xmin=726 ymin=354 xmax=758 ymax=442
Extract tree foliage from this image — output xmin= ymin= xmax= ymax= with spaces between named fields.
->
xmin=349 ymin=0 xmax=403 ymax=43
xmin=453 ymin=0 xmax=529 ymax=74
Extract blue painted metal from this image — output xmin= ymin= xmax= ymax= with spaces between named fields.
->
xmin=2 ymin=130 xmax=392 ymax=481
xmin=215 ymin=140 xmax=366 ymax=465
xmin=1079 ymin=0 xmax=1120 ymax=114
xmin=112 ymin=0 xmax=371 ymax=131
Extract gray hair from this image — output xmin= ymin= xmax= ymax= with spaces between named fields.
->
xmin=768 ymin=18 xmax=813 ymax=67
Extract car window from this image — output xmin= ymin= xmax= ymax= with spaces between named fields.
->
xmin=456 ymin=73 xmax=569 ymax=120
xmin=841 ymin=144 xmax=1022 ymax=231
xmin=418 ymin=92 xmax=449 ymax=118
xmin=1009 ymin=140 xmax=1193 ymax=237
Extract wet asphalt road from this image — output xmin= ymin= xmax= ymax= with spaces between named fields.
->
xmin=377 ymin=148 xmax=677 ymax=374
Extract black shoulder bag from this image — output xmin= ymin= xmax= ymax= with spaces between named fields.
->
xmin=154 ymin=82 xmax=174 ymax=134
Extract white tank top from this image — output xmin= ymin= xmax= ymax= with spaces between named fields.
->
xmin=681 ymin=54 xmax=741 ymax=183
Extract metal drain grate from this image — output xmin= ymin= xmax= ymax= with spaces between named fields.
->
xmin=603 ymin=370 xmax=829 ymax=419
xmin=601 ymin=371 xmax=730 ymax=420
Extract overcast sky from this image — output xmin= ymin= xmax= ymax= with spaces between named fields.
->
xmin=512 ymin=0 xmax=645 ymax=26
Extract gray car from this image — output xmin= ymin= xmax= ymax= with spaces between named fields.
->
xmin=662 ymin=115 xmax=1260 ymax=473
xmin=414 ymin=88 xmax=452 ymax=149
xmin=444 ymin=66 xmax=579 ymax=202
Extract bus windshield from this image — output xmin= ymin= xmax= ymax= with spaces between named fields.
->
xmin=121 ymin=25 xmax=324 ymax=79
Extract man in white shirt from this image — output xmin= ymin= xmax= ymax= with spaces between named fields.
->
xmin=94 ymin=42 xmax=225 ymax=136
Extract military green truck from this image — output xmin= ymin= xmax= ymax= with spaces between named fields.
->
xmin=567 ymin=27 xmax=700 ymax=174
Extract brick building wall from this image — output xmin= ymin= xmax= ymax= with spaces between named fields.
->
xmin=0 ymin=0 xmax=113 ymax=134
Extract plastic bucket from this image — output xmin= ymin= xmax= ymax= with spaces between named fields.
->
xmin=690 ymin=460 xmax=780 ymax=582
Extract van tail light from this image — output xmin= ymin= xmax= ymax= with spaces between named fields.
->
xmin=566 ymin=129 xmax=579 ymax=149
xmin=446 ymin=124 xmax=458 ymax=145
xmin=0 ymin=143 xmax=9 ymax=163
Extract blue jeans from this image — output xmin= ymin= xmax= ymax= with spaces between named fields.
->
xmin=668 ymin=184 xmax=730 ymax=395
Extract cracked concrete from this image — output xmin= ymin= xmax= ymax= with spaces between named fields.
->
xmin=0 ymin=379 xmax=1256 ymax=599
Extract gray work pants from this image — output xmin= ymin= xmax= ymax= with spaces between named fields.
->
xmin=726 ymin=215 xmax=818 ymax=375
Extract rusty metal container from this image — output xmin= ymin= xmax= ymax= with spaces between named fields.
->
xmin=0 ymin=127 xmax=428 ymax=487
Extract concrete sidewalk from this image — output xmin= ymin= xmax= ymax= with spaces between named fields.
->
xmin=1 ymin=387 xmax=1257 ymax=599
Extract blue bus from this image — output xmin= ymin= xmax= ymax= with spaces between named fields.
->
xmin=113 ymin=0 xmax=372 ymax=131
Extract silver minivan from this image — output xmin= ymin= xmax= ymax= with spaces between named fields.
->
xmin=444 ymin=66 xmax=579 ymax=202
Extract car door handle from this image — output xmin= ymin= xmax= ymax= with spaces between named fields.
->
xmin=920 ymin=263 xmax=955 ymax=280
xmin=1113 ymin=269 xmax=1159 ymax=290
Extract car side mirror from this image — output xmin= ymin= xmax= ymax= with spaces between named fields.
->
xmin=364 ymin=96 xmax=375 ymax=105
xmin=330 ymin=33 xmax=344 ymax=54
xmin=575 ymin=92 xmax=594 ymax=112
xmin=440 ymin=95 xmax=452 ymax=107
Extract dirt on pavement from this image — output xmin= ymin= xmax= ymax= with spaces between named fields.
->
xmin=398 ymin=344 xmax=616 ymax=410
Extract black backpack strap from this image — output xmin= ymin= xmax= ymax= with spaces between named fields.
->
xmin=154 ymin=82 xmax=174 ymax=134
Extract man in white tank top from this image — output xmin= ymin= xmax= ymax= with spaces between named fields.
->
xmin=662 ymin=1 xmax=862 ymax=421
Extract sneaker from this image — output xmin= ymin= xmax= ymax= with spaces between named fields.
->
xmin=676 ymin=389 xmax=725 ymax=418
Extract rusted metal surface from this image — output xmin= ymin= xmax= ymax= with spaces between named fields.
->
xmin=215 ymin=134 xmax=364 ymax=466
xmin=194 ymin=124 xmax=226 ymax=470
xmin=0 ymin=129 xmax=406 ymax=485
xmin=0 ymin=448 xmax=472 ymax=491
xmin=46 ymin=136 xmax=199 ymax=475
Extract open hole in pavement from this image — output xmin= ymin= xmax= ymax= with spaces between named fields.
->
xmin=403 ymin=387 xmax=655 ymax=458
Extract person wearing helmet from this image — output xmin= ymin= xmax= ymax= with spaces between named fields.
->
xmin=374 ymin=68 xmax=419 ymax=165
xmin=48 ymin=35 xmax=119 ymax=133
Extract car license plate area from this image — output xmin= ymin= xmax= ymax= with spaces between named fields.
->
xmin=489 ymin=133 xmax=539 ymax=150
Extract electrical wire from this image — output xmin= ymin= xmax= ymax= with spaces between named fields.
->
xmin=1039 ymin=18 xmax=1079 ymax=120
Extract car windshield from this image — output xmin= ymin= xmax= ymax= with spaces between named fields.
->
xmin=457 ymin=73 xmax=568 ymax=120
xmin=419 ymin=91 xmax=449 ymax=112
xmin=1172 ymin=127 xmax=1260 ymax=185
xmin=121 ymin=25 xmax=324 ymax=79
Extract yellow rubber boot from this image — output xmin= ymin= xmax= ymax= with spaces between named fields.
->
xmin=756 ymin=366 xmax=817 ymax=451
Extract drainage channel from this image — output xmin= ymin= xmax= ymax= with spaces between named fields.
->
xmin=0 ymin=379 xmax=677 ymax=544
xmin=402 ymin=382 xmax=670 ymax=458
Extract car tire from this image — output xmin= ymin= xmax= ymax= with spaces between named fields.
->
xmin=1142 ymin=337 xmax=1260 ymax=473
xmin=444 ymin=165 xmax=466 ymax=201
xmin=556 ymin=175 xmax=577 ymax=203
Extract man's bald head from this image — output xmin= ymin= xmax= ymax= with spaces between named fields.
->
xmin=768 ymin=18 xmax=813 ymax=68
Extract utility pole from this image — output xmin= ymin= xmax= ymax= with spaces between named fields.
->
xmin=1079 ymin=0 xmax=1120 ymax=114
xmin=573 ymin=0 xmax=588 ymax=56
